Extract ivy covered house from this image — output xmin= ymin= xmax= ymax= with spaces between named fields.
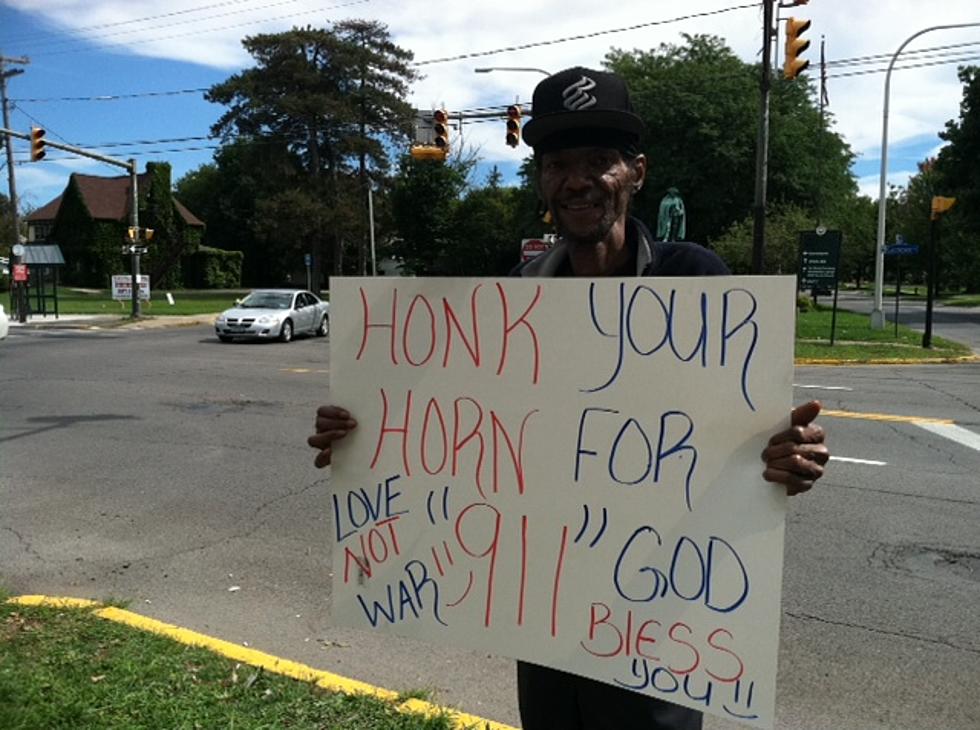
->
xmin=26 ymin=162 xmax=242 ymax=289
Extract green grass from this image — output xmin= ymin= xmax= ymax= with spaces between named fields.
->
xmin=51 ymin=288 xmax=250 ymax=316
xmin=795 ymin=306 xmax=972 ymax=361
xmin=0 ymin=601 xmax=457 ymax=730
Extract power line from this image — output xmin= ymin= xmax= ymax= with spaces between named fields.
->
xmin=824 ymin=40 xmax=980 ymax=69
xmin=20 ymin=0 xmax=311 ymax=53
xmin=0 ymin=0 xmax=280 ymax=44
xmin=11 ymin=88 xmax=210 ymax=104
xmin=412 ymin=4 xmax=759 ymax=66
xmin=827 ymin=53 xmax=980 ymax=79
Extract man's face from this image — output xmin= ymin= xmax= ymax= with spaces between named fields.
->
xmin=536 ymin=146 xmax=646 ymax=246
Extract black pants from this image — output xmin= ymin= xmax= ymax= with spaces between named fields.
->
xmin=517 ymin=661 xmax=703 ymax=730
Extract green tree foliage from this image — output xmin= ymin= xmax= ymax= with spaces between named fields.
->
xmin=205 ymin=21 xmax=418 ymax=286
xmin=934 ymin=66 xmax=980 ymax=293
xmin=606 ymin=35 xmax=856 ymax=245
xmin=175 ymin=141 xmax=300 ymax=286
xmin=389 ymin=155 xmax=468 ymax=274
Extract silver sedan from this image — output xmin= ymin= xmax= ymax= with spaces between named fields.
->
xmin=214 ymin=289 xmax=329 ymax=343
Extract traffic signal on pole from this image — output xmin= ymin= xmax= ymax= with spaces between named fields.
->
xmin=506 ymin=105 xmax=522 ymax=148
xmin=783 ymin=17 xmax=811 ymax=80
xmin=433 ymin=109 xmax=450 ymax=152
xmin=30 ymin=126 xmax=46 ymax=161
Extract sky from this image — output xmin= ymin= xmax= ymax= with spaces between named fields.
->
xmin=1 ymin=0 xmax=979 ymax=218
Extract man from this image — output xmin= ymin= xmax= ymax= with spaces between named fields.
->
xmin=309 ymin=66 xmax=829 ymax=729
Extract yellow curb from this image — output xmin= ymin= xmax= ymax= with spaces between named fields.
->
xmin=795 ymin=354 xmax=980 ymax=366
xmin=7 ymin=595 xmax=517 ymax=730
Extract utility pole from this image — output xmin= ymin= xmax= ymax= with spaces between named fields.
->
xmin=1 ymin=52 xmax=29 ymax=322
xmin=751 ymin=0 xmax=775 ymax=274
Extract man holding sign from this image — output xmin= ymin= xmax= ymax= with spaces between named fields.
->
xmin=309 ymin=67 xmax=828 ymax=730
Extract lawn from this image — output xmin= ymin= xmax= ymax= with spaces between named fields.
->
xmin=50 ymin=288 xmax=250 ymax=316
xmin=0 ymin=598 xmax=465 ymax=730
xmin=795 ymin=306 xmax=972 ymax=362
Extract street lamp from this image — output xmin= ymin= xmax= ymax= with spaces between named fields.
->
xmin=871 ymin=21 xmax=980 ymax=329
xmin=474 ymin=66 xmax=550 ymax=76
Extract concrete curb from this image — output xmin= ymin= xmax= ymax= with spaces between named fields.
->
xmin=11 ymin=314 xmax=218 ymax=331
xmin=7 ymin=595 xmax=518 ymax=730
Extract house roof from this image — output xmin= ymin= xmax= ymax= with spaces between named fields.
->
xmin=26 ymin=172 xmax=204 ymax=227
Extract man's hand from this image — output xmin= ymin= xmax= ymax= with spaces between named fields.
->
xmin=308 ymin=405 xmax=357 ymax=469
xmin=762 ymin=400 xmax=829 ymax=496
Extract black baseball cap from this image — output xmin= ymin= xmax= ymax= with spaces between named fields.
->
xmin=522 ymin=66 xmax=645 ymax=150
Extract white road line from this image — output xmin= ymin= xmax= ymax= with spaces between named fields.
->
xmin=830 ymin=456 xmax=888 ymax=466
xmin=915 ymin=422 xmax=980 ymax=453
xmin=793 ymin=384 xmax=854 ymax=391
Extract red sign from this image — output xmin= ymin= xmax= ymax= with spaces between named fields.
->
xmin=520 ymin=238 xmax=552 ymax=262
xmin=12 ymin=263 xmax=28 ymax=282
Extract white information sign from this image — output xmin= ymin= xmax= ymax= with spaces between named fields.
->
xmin=111 ymin=274 xmax=150 ymax=301
xmin=330 ymin=276 xmax=796 ymax=728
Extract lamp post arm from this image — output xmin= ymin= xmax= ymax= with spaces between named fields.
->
xmin=872 ymin=21 xmax=980 ymax=328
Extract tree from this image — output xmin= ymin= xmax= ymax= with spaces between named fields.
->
xmin=935 ymin=66 xmax=980 ymax=293
xmin=606 ymin=35 xmax=856 ymax=245
xmin=206 ymin=21 xmax=418 ymax=288
xmin=389 ymin=155 xmax=468 ymax=274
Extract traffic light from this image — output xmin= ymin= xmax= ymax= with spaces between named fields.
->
xmin=783 ymin=17 xmax=811 ymax=80
xmin=506 ymin=105 xmax=522 ymax=148
xmin=433 ymin=109 xmax=450 ymax=152
xmin=30 ymin=126 xmax=46 ymax=161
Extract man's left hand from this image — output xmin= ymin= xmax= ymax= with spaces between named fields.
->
xmin=762 ymin=400 xmax=829 ymax=496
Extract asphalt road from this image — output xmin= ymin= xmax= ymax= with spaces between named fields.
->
xmin=2 ymin=324 xmax=978 ymax=730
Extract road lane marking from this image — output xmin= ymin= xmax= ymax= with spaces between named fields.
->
xmin=830 ymin=456 xmax=887 ymax=466
xmin=822 ymin=409 xmax=954 ymax=425
xmin=281 ymin=368 xmax=329 ymax=374
xmin=915 ymin=422 xmax=980 ymax=453
xmin=794 ymin=384 xmax=854 ymax=391
xmin=7 ymin=595 xmax=517 ymax=730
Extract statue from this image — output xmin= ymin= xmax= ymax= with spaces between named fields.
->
xmin=656 ymin=187 xmax=686 ymax=242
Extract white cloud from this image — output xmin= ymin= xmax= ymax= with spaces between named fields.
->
xmin=7 ymin=0 xmax=980 ymax=195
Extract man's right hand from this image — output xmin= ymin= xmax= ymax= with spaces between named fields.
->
xmin=308 ymin=405 xmax=357 ymax=468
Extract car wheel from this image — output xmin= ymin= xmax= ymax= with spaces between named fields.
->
xmin=218 ymin=335 xmax=233 ymax=343
xmin=316 ymin=314 xmax=329 ymax=337
xmin=279 ymin=319 xmax=293 ymax=343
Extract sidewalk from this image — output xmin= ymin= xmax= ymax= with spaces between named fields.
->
xmin=9 ymin=313 xmax=218 ymax=331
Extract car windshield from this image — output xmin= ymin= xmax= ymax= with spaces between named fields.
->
xmin=239 ymin=292 xmax=293 ymax=310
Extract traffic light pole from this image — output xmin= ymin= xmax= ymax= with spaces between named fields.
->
xmin=0 ymin=127 xmax=143 ymax=318
xmin=751 ymin=0 xmax=775 ymax=274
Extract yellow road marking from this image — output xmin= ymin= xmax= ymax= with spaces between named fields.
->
xmin=281 ymin=368 xmax=329 ymax=374
xmin=8 ymin=595 xmax=517 ymax=730
xmin=822 ymin=409 xmax=954 ymax=425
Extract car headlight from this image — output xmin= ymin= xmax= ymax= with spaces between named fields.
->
xmin=257 ymin=315 xmax=278 ymax=324
xmin=215 ymin=314 xmax=227 ymax=323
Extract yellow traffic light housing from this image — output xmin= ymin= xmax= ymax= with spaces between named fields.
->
xmin=30 ymin=126 xmax=46 ymax=161
xmin=783 ymin=17 xmax=811 ymax=80
xmin=410 ymin=145 xmax=447 ymax=162
xmin=506 ymin=105 xmax=522 ymax=148
xmin=433 ymin=109 xmax=450 ymax=152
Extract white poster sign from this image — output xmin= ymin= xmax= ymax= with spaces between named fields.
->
xmin=330 ymin=276 xmax=796 ymax=727
xmin=111 ymin=274 xmax=150 ymax=301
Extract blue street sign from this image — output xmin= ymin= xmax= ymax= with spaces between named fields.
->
xmin=885 ymin=244 xmax=919 ymax=256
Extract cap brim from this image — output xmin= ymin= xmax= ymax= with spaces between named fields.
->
xmin=523 ymin=109 xmax=645 ymax=147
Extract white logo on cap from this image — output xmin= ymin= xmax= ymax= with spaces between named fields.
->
xmin=562 ymin=76 xmax=598 ymax=111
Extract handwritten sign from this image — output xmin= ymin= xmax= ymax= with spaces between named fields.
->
xmin=330 ymin=276 xmax=796 ymax=728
